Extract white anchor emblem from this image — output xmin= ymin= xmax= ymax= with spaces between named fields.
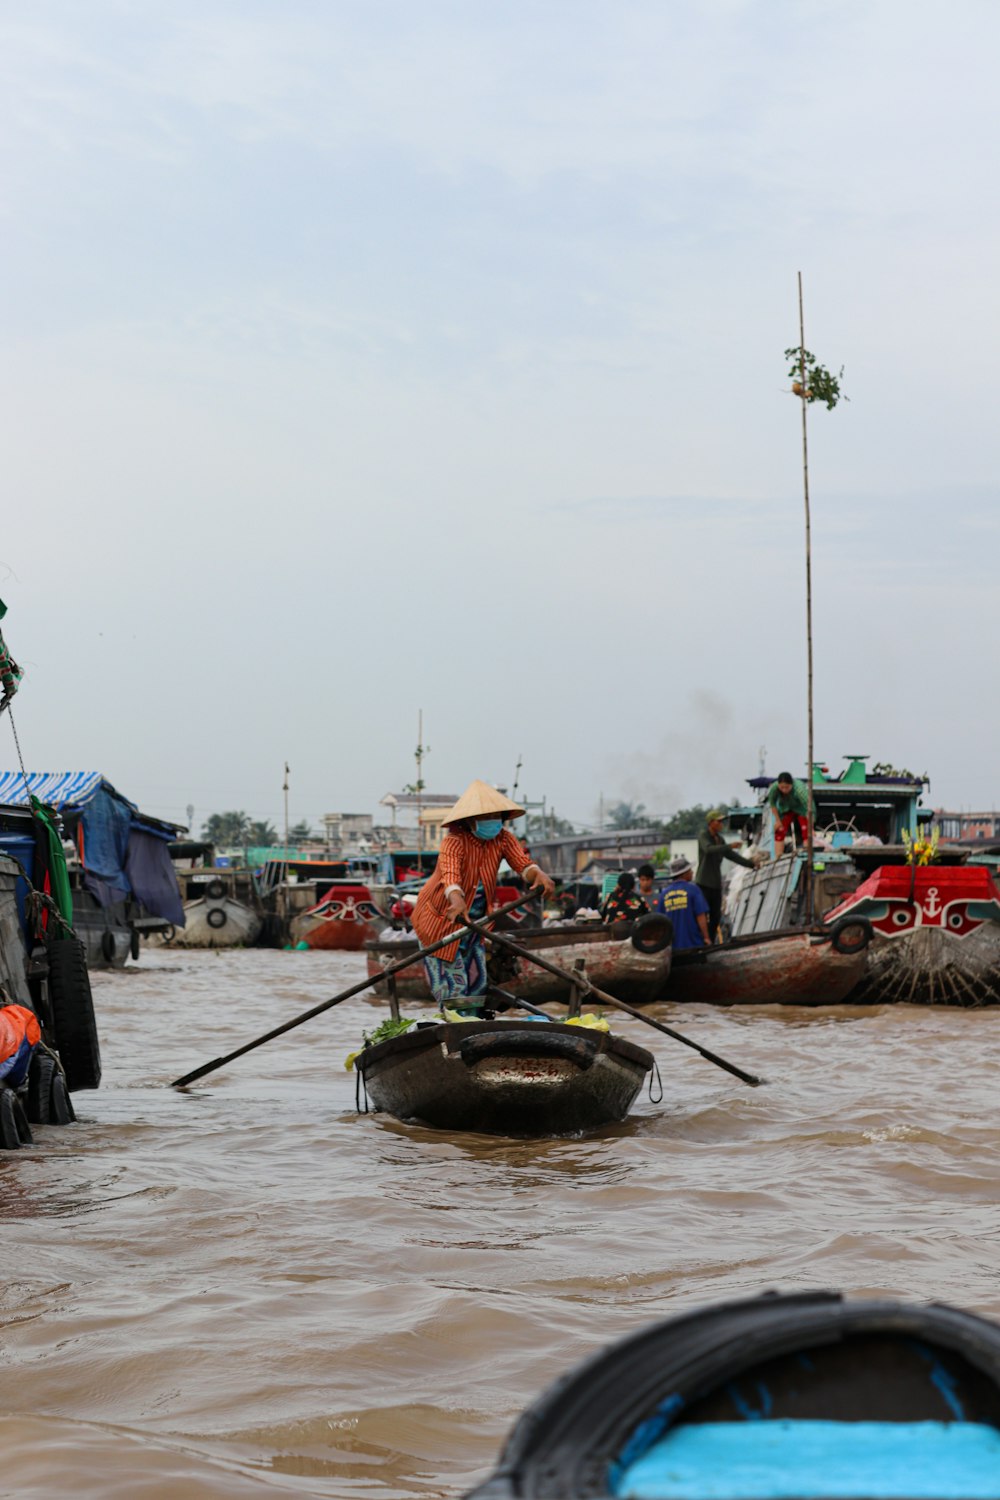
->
xmin=923 ymin=887 xmax=941 ymax=919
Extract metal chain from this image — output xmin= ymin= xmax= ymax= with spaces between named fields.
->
xmin=6 ymin=703 xmax=31 ymax=805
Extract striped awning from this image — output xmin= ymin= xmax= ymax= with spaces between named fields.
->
xmin=0 ymin=771 xmax=110 ymax=810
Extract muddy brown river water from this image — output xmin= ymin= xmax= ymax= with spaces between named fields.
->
xmin=2 ymin=947 xmax=999 ymax=1496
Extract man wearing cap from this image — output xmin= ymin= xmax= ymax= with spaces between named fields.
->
xmin=656 ymin=856 xmax=710 ymax=949
xmin=696 ymin=809 xmax=755 ymax=943
xmin=411 ymin=780 xmax=555 ymax=1013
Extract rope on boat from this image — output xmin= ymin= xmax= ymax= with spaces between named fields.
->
xmin=648 ymin=1059 xmax=663 ymax=1104
xmin=355 ymin=1053 xmax=370 ymax=1114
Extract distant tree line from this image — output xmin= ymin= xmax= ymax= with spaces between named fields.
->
xmin=202 ymin=811 xmax=279 ymax=847
xmin=603 ymin=800 xmax=739 ymax=838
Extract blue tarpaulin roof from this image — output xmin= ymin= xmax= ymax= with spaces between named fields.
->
xmin=0 ymin=771 xmax=108 ymax=809
xmin=0 ymin=771 xmax=184 ymax=925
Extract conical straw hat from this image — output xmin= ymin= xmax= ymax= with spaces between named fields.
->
xmin=441 ymin=780 xmax=525 ymax=826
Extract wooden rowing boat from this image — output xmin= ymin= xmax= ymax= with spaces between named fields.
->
xmin=667 ymin=924 xmax=870 ymax=1006
xmin=354 ymin=1018 xmax=654 ymax=1135
xmin=365 ymin=921 xmax=671 ymax=1006
xmin=467 ymin=1290 xmax=1000 ymax=1497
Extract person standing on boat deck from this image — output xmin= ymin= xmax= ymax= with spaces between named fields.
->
xmin=410 ymin=781 xmax=555 ymax=1014
xmin=656 ymin=856 xmax=710 ymax=949
xmin=767 ymin=771 xmax=811 ymax=859
xmin=636 ymin=863 xmax=658 ymax=908
xmin=600 ymin=871 xmax=648 ymax=923
xmin=696 ymin=809 xmax=755 ymax=943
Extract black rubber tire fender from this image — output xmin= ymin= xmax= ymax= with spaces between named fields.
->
xmin=0 ymin=1088 xmax=23 ymax=1149
xmin=458 ymin=1030 xmax=598 ymax=1071
xmin=130 ymin=928 xmax=141 ymax=962
xmin=631 ymin=913 xmax=674 ymax=955
xmin=47 ymin=936 xmax=102 ymax=1091
xmin=50 ymin=1068 xmax=75 ymax=1125
xmin=161 ymin=924 xmax=176 ymax=944
xmin=101 ymin=930 xmax=116 ymax=964
xmin=206 ymin=907 xmax=228 ymax=930
xmin=827 ymin=915 xmax=873 ymax=955
xmin=206 ymin=879 xmax=226 ymax=901
xmin=26 ymin=1049 xmax=54 ymax=1124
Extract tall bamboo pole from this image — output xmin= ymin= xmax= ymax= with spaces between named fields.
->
xmin=797 ymin=272 xmax=815 ymax=922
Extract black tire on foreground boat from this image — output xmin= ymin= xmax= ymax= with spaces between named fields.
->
xmin=0 ymin=1087 xmax=31 ymax=1149
xmin=630 ymin=913 xmax=673 ymax=955
xmin=26 ymin=1049 xmax=76 ymax=1126
xmin=466 ymin=1291 xmax=1000 ymax=1498
xmin=47 ymin=936 xmax=102 ymax=1092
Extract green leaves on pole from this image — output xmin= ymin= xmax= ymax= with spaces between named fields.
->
xmin=784 ymin=346 xmax=848 ymax=410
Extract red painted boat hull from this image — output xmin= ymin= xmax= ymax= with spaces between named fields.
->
xmin=825 ymin=865 xmax=1000 ymax=1005
xmin=290 ymin=884 xmax=383 ymax=952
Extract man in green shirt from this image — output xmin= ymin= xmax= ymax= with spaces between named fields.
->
xmin=696 ymin=809 xmax=755 ymax=942
xmin=767 ymin=771 xmax=810 ymax=859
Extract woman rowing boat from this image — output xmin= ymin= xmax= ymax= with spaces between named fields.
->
xmin=410 ymin=781 xmax=555 ymax=1014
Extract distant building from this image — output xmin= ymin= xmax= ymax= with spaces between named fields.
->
xmin=379 ymin=791 xmax=457 ymax=851
xmin=379 ymin=792 xmax=457 ymax=827
xmin=935 ymin=810 xmax=1000 ymax=842
xmin=527 ymin=828 xmax=664 ymax=881
xmin=323 ymin=812 xmax=374 ymax=853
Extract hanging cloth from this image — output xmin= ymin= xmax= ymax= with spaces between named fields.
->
xmin=29 ymin=796 xmax=73 ymax=926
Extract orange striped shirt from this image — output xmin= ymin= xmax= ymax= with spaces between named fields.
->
xmin=411 ymin=827 xmax=537 ymax=961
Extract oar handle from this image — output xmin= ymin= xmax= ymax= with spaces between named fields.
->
xmin=171 ymin=885 xmax=543 ymax=1088
xmin=463 ymin=915 xmax=765 ymax=1089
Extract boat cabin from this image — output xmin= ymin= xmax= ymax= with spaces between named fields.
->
xmin=727 ymin=756 xmax=955 ymax=937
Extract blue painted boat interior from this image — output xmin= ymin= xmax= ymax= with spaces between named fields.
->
xmin=612 ymin=1418 xmax=1000 ymax=1498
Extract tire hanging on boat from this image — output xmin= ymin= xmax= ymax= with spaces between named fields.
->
xmin=827 ymin=914 xmax=873 ymax=955
xmin=130 ymin=928 xmax=141 ymax=962
xmin=26 ymin=1049 xmax=75 ymax=1126
xmin=630 ymin=913 xmax=673 ymax=955
xmin=46 ymin=936 xmax=102 ymax=1091
xmin=101 ymin=930 xmax=116 ymax=964
xmin=206 ymin=907 xmax=227 ymax=930
xmin=206 ymin=879 xmax=226 ymax=900
xmin=0 ymin=1087 xmax=30 ymax=1149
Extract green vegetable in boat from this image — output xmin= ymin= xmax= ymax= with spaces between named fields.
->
xmin=344 ymin=1015 xmax=416 ymax=1071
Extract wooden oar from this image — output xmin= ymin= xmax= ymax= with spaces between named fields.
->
xmin=170 ymin=888 xmax=543 ymax=1088
xmin=464 ymin=916 xmax=766 ymax=1088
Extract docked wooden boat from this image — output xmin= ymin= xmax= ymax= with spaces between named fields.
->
xmin=726 ymin=756 xmax=1000 ymax=1006
xmin=289 ymin=883 xmax=384 ymax=951
xmin=667 ymin=920 xmax=871 ymax=1006
xmin=824 ymin=863 xmax=1000 ymax=1006
xmin=468 ymin=1290 xmax=1000 ymax=1497
xmin=171 ymin=894 xmax=263 ymax=949
xmin=354 ymin=1018 xmax=654 ymax=1135
xmin=365 ymin=921 xmax=671 ymax=1007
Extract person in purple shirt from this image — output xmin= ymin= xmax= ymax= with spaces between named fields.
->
xmin=656 ymin=855 xmax=711 ymax=948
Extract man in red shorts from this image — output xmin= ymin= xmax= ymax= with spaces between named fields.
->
xmin=767 ymin=771 xmax=810 ymax=858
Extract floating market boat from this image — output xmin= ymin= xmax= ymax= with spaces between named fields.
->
xmin=354 ymin=1017 xmax=655 ymax=1135
xmin=667 ymin=920 xmax=871 ymax=1006
xmin=160 ymin=859 xmax=264 ymax=949
xmin=365 ymin=920 xmax=672 ymax=1007
xmin=725 ymin=755 xmax=1000 ymax=1005
xmin=0 ymin=772 xmax=184 ymax=967
xmin=467 ymin=1290 xmax=1000 ymax=1498
xmin=289 ymin=882 xmax=384 ymax=951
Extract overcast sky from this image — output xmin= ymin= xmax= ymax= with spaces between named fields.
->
xmin=2 ymin=1 xmax=998 ymax=834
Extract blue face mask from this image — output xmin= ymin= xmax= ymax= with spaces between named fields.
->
xmin=473 ymin=818 xmax=503 ymax=841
